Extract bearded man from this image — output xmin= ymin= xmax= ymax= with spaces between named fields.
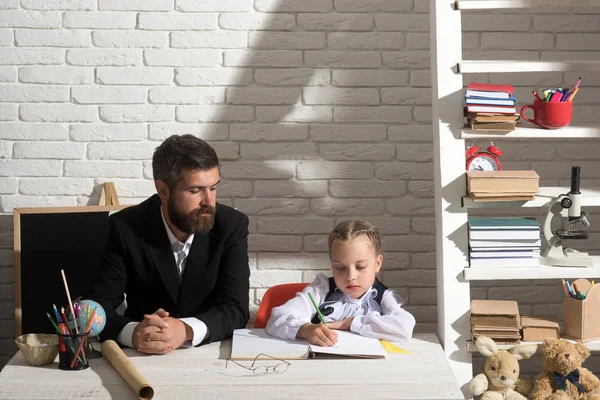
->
xmin=89 ymin=134 xmax=250 ymax=354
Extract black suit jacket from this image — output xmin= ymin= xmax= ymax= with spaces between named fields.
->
xmin=89 ymin=194 xmax=250 ymax=345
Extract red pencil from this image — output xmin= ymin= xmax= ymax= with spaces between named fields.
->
xmin=60 ymin=308 xmax=73 ymax=335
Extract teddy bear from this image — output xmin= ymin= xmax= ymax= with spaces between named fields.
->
xmin=468 ymin=336 xmax=538 ymax=400
xmin=531 ymin=338 xmax=600 ymax=400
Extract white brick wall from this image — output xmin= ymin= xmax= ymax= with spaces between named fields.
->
xmin=1 ymin=1 xmax=600 ymax=375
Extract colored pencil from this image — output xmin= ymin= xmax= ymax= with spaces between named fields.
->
xmin=60 ymin=269 xmax=79 ymax=334
xmin=52 ymin=304 xmax=61 ymax=323
xmin=86 ymin=303 xmax=91 ymax=330
xmin=60 ymin=308 xmax=73 ymax=335
xmin=46 ymin=312 xmax=61 ymax=334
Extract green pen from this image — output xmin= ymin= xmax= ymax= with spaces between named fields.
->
xmin=308 ymin=293 xmax=338 ymax=347
xmin=308 ymin=293 xmax=328 ymax=326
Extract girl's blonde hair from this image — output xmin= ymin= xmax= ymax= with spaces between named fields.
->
xmin=328 ymin=220 xmax=382 ymax=256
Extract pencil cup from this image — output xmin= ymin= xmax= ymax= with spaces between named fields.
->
xmin=58 ymin=333 xmax=89 ymax=371
xmin=563 ymin=279 xmax=600 ymax=342
xmin=520 ymin=99 xmax=572 ymax=129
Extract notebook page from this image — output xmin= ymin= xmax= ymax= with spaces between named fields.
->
xmin=231 ymin=328 xmax=311 ymax=360
xmin=309 ymin=331 xmax=386 ymax=359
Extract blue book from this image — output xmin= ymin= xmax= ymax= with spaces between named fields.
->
xmin=468 ymin=218 xmax=539 ymax=231
xmin=465 ymin=95 xmax=516 ymax=106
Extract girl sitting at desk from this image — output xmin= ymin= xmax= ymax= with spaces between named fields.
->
xmin=266 ymin=220 xmax=416 ymax=347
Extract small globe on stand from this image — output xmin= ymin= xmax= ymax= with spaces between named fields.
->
xmin=77 ymin=299 xmax=106 ymax=359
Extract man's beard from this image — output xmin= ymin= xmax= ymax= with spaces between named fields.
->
xmin=168 ymin=199 xmax=216 ymax=235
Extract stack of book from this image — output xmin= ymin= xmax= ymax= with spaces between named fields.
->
xmin=471 ymin=299 xmax=521 ymax=344
xmin=467 ymin=170 xmax=540 ymax=202
xmin=465 ymin=82 xmax=520 ymax=132
xmin=468 ymin=217 xmax=541 ymax=267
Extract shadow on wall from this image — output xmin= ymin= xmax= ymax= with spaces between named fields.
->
xmin=190 ymin=1 xmax=434 ymax=326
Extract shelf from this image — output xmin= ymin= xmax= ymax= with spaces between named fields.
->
xmin=462 ymin=187 xmax=600 ymax=208
xmin=462 ymin=124 xmax=600 ymax=139
xmin=464 ymin=259 xmax=600 ymax=281
xmin=467 ymin=339 xmax=600 ymax=352
xmin=458 ymin=60 xmax=600 ymax=74
xmin=455 ymin=0 xmax=599 ymax=9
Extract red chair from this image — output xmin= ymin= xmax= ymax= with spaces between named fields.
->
xmin=254 ymin=282 xmax=310 ymax=328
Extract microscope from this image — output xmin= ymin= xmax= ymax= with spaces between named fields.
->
xmin=542 ymin=166 xmax=594 ymax=268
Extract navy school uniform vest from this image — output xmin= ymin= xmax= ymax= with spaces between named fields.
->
xmin=310 ymin=277 xmax=388 ymax=324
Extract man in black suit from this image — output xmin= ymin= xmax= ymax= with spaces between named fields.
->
xmin=89 ymin=135 xmax=250 ymax=354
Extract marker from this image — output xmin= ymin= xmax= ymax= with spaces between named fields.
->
xmin=550 ymin=91 xmax=563 ymax=103
xmin=574 ymin=77 xmax=582 ymax=89
xmin=566 ymin=281 xmax=576 ymax=298
xmin=543 ymin=89 xmax=551 ymax=99
xmin=567 ymin=87 xmax=579 ymax=102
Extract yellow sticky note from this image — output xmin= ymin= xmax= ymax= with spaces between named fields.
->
xmin=380 ymin=340 xmax=410 ymax=354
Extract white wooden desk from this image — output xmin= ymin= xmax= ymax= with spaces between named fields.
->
xmin=0 ymin=333 xmax=462 ymax=399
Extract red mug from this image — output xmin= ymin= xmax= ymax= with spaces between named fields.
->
xmin=520 ymin=99 xmax=572 ymax=129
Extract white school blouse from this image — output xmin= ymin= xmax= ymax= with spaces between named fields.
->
xmin=265 ymin=273 xmax=416 ymax=342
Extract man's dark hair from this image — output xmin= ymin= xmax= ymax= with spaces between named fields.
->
xmin=152 ymin=134 xmax=219 ymax=189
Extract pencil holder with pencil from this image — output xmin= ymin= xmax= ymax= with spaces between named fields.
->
xmin=58 ymin=332 xmax=89 ymax=370
xmin=562 ymin=279 xmax=600 ymax=343
xmin=521 ymin=99 xmax=572 ymax=129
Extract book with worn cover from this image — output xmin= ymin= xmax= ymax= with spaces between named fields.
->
xmin=467 ymin=170 xmax=540 ymax=194
xmin=470 ymin=250 xmax=540 ymax=258
xmin=468 ymin=229 xmax=540 ymax=241
xmin=465 ymin=82 xmax=514 ymax=99
xmin=468 ymin=218 xmax=540 ymax=230
xmin=465 ymin=95 xmax=516 ymax=106
xmin=469 ymin=256 xmax=539 ymax=267
xmin=467 ymin=112 xmax=520 ymax=123
xmin=468 ymin=120 xmax=516 ymax=132
xmin=469 ymin=238 xmax=542 ymax=248
xmin=466 ymin=105 xmax=517 ymax=114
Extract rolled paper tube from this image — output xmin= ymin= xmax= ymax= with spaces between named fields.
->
xmin=101 ymin=340 xmax=154 ymax=399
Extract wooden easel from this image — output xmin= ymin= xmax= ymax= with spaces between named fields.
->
xmin=98 ymin=182 xmax=120 ymax=206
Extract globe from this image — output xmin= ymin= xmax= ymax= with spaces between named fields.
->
xmin=77 ymin=300 xmax=106 ymax=338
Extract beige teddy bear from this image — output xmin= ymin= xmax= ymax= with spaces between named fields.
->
xmin=468 ymin=336 xmax=538 ymax=400
xmin=531 ymin=338 xmax=600 ymax=400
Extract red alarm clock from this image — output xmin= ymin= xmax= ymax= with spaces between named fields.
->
xmin=465 ymin=140 xmax=502 ymax=171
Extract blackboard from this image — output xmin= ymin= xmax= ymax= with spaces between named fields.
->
xmin=14 ymin=205 xmax=127 ymax=337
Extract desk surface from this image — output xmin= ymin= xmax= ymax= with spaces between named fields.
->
xmin=0 ymin=333 xmax=462 ymax=400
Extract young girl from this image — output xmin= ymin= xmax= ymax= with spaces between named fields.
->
xmin=266 ymin=220 xmax=415 ymax=347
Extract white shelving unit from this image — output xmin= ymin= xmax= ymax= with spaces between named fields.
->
xmin=462 ymin=124 xmax=600 ymax=139
xmin=464 ymin=262 xmax=600 ymax=281
xmin=430 ymin=0 xmax=600 ymax=397
xmin=462 ymin=187 xmax=600 ymax=208
xmin=467 ymin=339 xmax=600 ymax=353
xmin=459 ymin=60 xmax=600 ymax=73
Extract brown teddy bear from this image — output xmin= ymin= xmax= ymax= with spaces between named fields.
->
xmin=468 ymin=336 xmax=538 ymax=400
xmin=531 ymin=338 xmax=600 ymax=400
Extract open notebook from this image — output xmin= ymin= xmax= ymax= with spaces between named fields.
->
xmin=230 ymin=328 xmax=387 ymax=360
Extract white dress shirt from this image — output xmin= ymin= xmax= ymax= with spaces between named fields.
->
xmin=116 ymin=207 xmax=209 ymax=348
xmin=266 ymin=273 xmax=416 ymax=342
